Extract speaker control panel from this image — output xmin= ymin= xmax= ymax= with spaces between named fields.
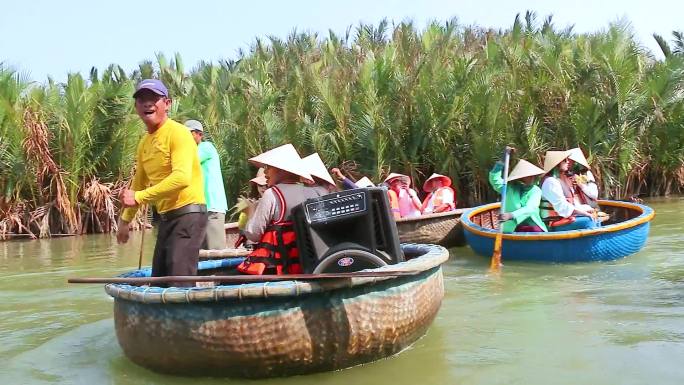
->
xmin=304 ymin=190 xmax=367 ymax=224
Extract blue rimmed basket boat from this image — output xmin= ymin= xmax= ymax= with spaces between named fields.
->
xmin=461 ymin=200 xmax=654 ymax=263
xmin=105 ymin=243 xmax=449 ymax=378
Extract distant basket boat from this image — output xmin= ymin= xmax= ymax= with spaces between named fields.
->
xmin=106 ymin=243 xmax=448 ymax=378
xmin=222 ymin=208 xmax=466 ymax=250
xmin=395 ymin=209 xmax=466 ymax=248
xmin=461 ymin=200 xmax=654 ymax=263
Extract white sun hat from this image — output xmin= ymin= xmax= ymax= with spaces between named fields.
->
xmin=507 ymin=159 xmax=545 ymax=181
xmin=302 ymin=153 xmax=336 ymax=186
xmin=184 ymin=120 xmax=204 ymax=132
xmin=248 ymin=144 xmax=313 ymax=183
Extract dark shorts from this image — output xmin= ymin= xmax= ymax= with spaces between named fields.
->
xmin=152 ymin=211 xmax=208 ymax=287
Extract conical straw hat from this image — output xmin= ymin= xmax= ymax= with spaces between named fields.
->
xmin=543 ymin=150 xmax=572 ymax=173
xmin=249 ymin=144 xmax=313 ymax=183
xmin=249 ymin=167 xmax=267 ymax=186
xmin=383 ymin=173 xmax=410 ymax=185
xmin=355 ymin=176 xmax=374 ymax=188
xmin=507 ymin=159 xmax=545 ymax=181
xmin=302 ymin=153 xmax=336 ymax=186
xmin=422 ymin=173 xmax=452 ymax=192
xmin=567 ymin=147 xmax=591 ymax=169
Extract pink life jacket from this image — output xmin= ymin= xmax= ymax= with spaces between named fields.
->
xmin=398 ymin=188 xmax=421 ymax=218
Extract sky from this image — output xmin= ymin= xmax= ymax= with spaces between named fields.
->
xmin=1 ymin=0 xmax=682 ymax=82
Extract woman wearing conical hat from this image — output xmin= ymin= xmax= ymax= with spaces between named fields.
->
xmin=249 ymin=167 xmax=268 ymax=197
xmin=489 ymin=159 xmax=547 ymax=233
xmin=421 ymin=173 xmax=457 ymax=214
xmin=233 ymin=167 xmax=270 ymax=248
xmin=302 ymin=153 xmax=338 ymax=194
xmin=384 ymin=173 xmax=422 ymax=219
xmin=540 ymin=150 xmax=596 ymax=231
xmin=567 ymin=147 xmax=599 ymax=209
xmin=237 ymin=144 xmax=324 ymax=275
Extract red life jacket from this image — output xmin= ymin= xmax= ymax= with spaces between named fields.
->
xmin=237 ymin=186 xmax=302 ymax=275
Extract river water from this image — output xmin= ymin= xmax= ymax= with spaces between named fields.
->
xmin=1 ymin=198 xmax=682 ymax=384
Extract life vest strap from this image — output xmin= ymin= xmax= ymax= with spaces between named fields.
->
xmin=255 ymin=241 xmax=297 ymax=253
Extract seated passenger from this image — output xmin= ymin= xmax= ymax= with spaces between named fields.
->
xmin=540 ymin=150 xmax=596 ymax=231
xmin=421 ymin=173 xmax=457 ymax=214
xmin=330 ymin=167 xmax=358 ymax=190
xmin=489 ymin=159 xmax=547 ymax=233
xmin=237 ymin=144 xmax=323 ymax=275
xmin=567 ymin=147 xmax=599 ymax=209
xmin=234 ymin=168 xmax=269 ymax=248
xmin=384 ymin=173 xmax=422 ymax=219
xmin=250 ymin=167 xmax=268 ymax=197
xmin=303 ymin=153 xmax=338 ymax=194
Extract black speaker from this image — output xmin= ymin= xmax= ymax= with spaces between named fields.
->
xmin=292 ymin=187 xmax=404 ymax=273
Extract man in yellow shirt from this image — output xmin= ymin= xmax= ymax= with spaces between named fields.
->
xmin=116 ymin=79 xmax=207 ymax=286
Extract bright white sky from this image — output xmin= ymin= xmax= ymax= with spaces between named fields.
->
xmin=1 ymin=0 xmax=682 ymax=82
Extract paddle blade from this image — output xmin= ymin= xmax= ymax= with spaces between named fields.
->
xmin=489 ymin=233 xmax=503 ymax=271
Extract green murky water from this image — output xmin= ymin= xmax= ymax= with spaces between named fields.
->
xmin=1 ymin=198 xmax=683 ymax=384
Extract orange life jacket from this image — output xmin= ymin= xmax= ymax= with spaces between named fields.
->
xmin=421 ymin=186 xmax=457 ymax=213
xmin=387 ymin=189 xmax=401 ymax=219
xmin=237 ymin=186 xmax=302 ymax=275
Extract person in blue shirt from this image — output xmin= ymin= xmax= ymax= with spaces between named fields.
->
xmin=185 ymin=120 xmax=228 ymax=249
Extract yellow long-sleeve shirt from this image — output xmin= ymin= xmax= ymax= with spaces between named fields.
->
xmin=121 ymin=119 xmax=205 ymax=222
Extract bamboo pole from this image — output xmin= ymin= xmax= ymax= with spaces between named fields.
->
xmin=137 ymin=204 xmax=148 ymax=270
xmin=68 ymin=270 xmax=421 ymax=285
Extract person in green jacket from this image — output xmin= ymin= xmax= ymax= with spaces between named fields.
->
xmin=185 ymin=120 xmax=229 ymax=249
xmin=488 ymin=159 xmax=548 ymax=233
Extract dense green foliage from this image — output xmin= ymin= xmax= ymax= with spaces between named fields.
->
xmin=1 ymin=14 xmax=683 ymax=236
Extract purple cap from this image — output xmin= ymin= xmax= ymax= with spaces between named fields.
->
xmin=133 ymin=79 xmax=169 ymax=98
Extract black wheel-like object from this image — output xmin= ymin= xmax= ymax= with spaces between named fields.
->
xmin=313 ymin=242 xmax=388 ymax=274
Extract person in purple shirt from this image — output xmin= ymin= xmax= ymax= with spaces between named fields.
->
xmin=331 ymin=168 xmax=375 ymax=190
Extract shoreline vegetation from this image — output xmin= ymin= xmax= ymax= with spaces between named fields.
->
xmin=1 ymin=13 xmax=683 ymax=239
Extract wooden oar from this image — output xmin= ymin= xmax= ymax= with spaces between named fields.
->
xmin=489 ymin=146 xmax=514 ymax=272
xmin=68 ymin=270 xmax=421 ymax=285
xmin=137 ymin=204 xmax=148 ymax=270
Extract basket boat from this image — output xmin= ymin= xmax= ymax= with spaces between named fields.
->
xmin=461 ymin=200 xmax=654 ymax=263
xmin=105 ymin=243 xmax=449 ymax=378
xmin=395 ymin=209 xmax=465 ymax=248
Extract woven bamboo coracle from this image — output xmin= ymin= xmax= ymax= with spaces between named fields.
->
xmin=395 ymin=209 xmax=466 ymax=248
xmin=106 ymin=243 xmax=449 ymax=378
